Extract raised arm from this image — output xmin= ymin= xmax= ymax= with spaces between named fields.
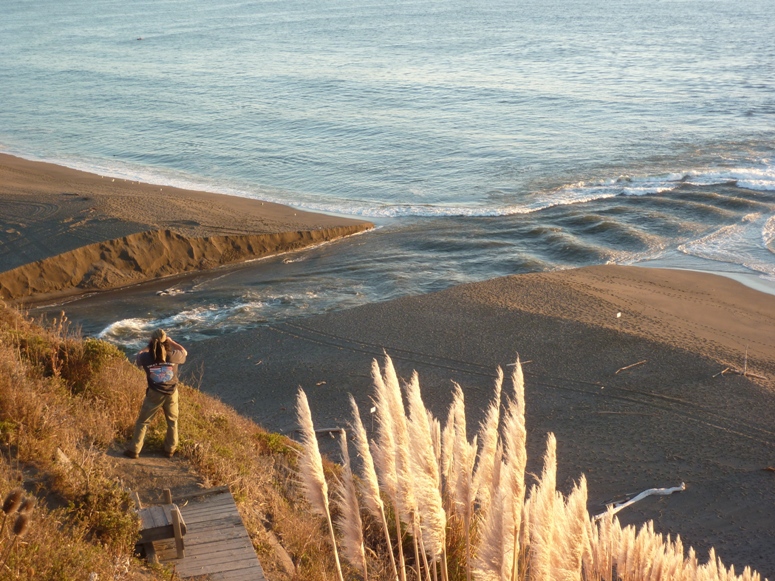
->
xmin=165 ymin=337 xmax=188 ymax=357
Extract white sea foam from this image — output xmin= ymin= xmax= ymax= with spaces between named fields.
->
xmin=98 ymin=302 xmax=264 ymax=348
xmin=97 ymin=292 xmax=322 ymax=348
xmin=272 ymin=162 xmax=775 ymax=218
xmin=9 ymin=147 xmax=775 ymax=220
xmin=678 ymin=212 xmax=775 ymax=277
xmin=763 ymin=215 xmax=775 ymax=251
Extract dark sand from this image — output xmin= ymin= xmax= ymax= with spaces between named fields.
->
xmin=186 ymin=266 xmax=775 ymax=576
xmin=0 ymin=153 xmax=372 ymax=300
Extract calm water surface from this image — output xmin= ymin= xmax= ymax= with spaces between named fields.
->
xmin=1 ymin=0 xmax=774 ymax=346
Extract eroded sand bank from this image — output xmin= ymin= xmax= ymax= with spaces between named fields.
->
xmin=0 ymin=153 xmax=372 ymax=300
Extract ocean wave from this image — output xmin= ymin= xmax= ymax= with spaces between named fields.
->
xmin=763 ymin=215 xmax=775 ymax=251
xmin=677 ymin=212 xmax=775 ymax=277
xmin=279 ymin=162 xmax=775 ymax=218
xmin=8 ymin=148 xmax=775 ymax=219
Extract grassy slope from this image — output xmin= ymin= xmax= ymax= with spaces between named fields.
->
xmin=0 ymin=305 xmax=341 ymax=581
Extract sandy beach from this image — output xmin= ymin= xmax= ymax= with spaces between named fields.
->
xmin=185 ymin=265 xmax=775 ymax=576
xmin=0 ymin=153 xmax=372 ymax=301
xmin=3 ymin=155 xmax=775 ymax=575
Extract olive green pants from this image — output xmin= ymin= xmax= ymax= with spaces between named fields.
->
xmin=128 ymin=388 xmax=179 ymax=455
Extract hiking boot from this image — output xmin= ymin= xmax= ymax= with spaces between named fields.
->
xmin=123 ymin=450 xmax=139 ymax=459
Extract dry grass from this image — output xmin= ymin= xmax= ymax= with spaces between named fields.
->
xmin=0 ymin=307 xmax=156 ymax=580
xmin=0 ymin=304 xmax=346 ymax=581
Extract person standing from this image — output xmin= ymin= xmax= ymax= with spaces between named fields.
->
xmin=125 ymin=329 xmax=187 ymax=459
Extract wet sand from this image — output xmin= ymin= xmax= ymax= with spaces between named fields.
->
xmin=0 ymin=153 xmax=372 ymax=300
xmin=186 ymin=266 xmax=775 ymax=576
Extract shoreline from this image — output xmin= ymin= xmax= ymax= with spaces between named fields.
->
xmin=3 ymin=148 xmax=774 ymax=573
xmin=0 ymin=153 xmax=373 ymax=301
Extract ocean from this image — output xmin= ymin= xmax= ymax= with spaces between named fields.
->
xmin=2 ymin=0 xmax=774 ymax=348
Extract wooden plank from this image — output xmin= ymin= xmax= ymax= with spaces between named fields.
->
xmin=172 ymin=505 xmax=185 ymax=559
xmin=181 ymin=492 xmax=234 ymax=505
xmin=209 ymin=566 xmax=266 ymax=581
xmin=180 ymin=512 xmax=243 ymax=526
xmin=157 ymin=525 xmax=248 ymax=544
xmin=157 ymin=526 xmax=249 ymax=547
xmin=180 ymin=498 xmax=240 ymax=515
xmin=176 ymin=555 xmax=258 ymax=577
xmin=164 ymin=504 xmax=187 ymax=535
xmin=144 ymin=542 xmax=158 ymax=565
xmin=175 ymin=556 xmax=262 ymax=574
xmin=156 ymin=537 xmax=254 ymax=559
xmin=181 ymin=503 xmax=238 ymax=519
xmin=155 ymin=530 xmax=250 ymax=554
xmin=173 ymin=547 xmax=255 ymax=565
xmin=156 ymin=489 xmax=263 ymax=580
xmin=178 ymin=501 xmax=237 ymax=516
xmin=180 ymin=496 xmax=235 ymax=511
xmin=179 ymin=495 xmax=234 ymax=509
xmin=182 ymin=505 xmax=239 ymax=520
xmin=140 ymin=524 xmax=176 ymax=543
xmin=144 ymin=506 xmax=171 ymax=529
xmin=157 ymin=545 xmax=252 ymax=563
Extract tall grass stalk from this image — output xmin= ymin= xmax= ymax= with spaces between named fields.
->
xmin=405 ymin=371 xmax=446 ymax=581
xmin=383 ymin=356 xmax=423 ymax=581
xmin=296 ymin=389 xmax=345 ymax=581
xmin=503 ymin=359 xmax=528 ymax=581
xmin=405 ymin=372 xmax=446 ymax=563
xmin=371 ymin=358 xmax=408 ymax=581
xmin=335 ymin=432 xmax=368 ymax=580
xmin=472 ymin=368 xmax=503 ymax=518
xmin=350 ymin=395 xmax=399 ymax=581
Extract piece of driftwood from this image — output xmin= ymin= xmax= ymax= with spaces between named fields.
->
xmin=594 ymin=411 xmax=655 ymax=416
xmin=594 ymin=483 xmax=685 ymax=521
xmin=615 ymin=360 xmax=647 ymax=374
xmin=713 ymin=367 xmax=767 ymax=380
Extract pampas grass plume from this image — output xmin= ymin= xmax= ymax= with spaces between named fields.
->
xmin=349 ymin=395 xmax=383 ymax=518
xmin=296 ymin=389 xmax=329 ymax=517
xmin=335 ymin=432 xmax=368 ymax=579
xmin=405 ymin=371 xmax=447 ymax=560
xmin=349 ymin=394 xmax=399 ymax=581
xmin=473 ymin=367 xmax=503 ymax=516
xmin=296 ymin=389 xmax=345 ymax=581
xmin=528 ymin=433 xmax=557 ymax=581
xmin=372 ymin=359 xmax=399 ymax=502
xmin=332 ymin=354 xmax=764 ymax=581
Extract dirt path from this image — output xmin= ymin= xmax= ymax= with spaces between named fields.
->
xmin=107 ymin=444 xmax=206 ymax=505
